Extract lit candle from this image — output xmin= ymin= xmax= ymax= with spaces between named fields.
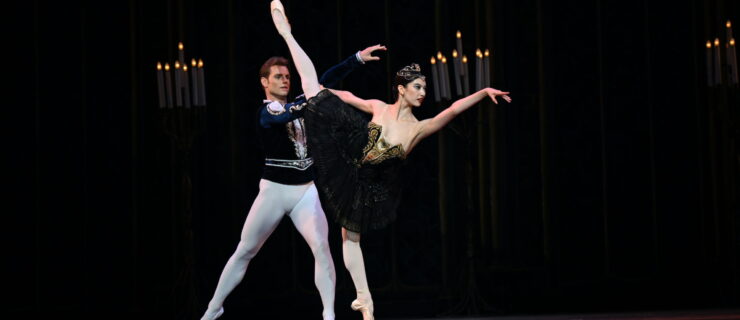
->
xmin=730 ymin=38 xmax=738 ymax=84
xmin=156 ymin=62 xmax=165 ymax=108
xmin=182 ymin=64 xmax=192 ymax=108
xmin=475 ymin=49 xmax=482 ymax=91
xmin=714 ymin=38 xmax=722 ymax=85
xmin=198 ymin=59 xmax=207 ymax=106
xmin=706 ymin=40 xmax=714 ymax=86
xmin=178 ymin=43 xmax=186 ymax=105
xmin=164 ymin=63 xmax=173 ymax=108
xmin=436 ymin=52 xmax=447 ymax=100
xmin=727 ymin=21 xmax=734 ymax=44
xmin=191 ymin=59 xmax=200 ymax=106
xmin=178 ymin=42 xmax=185 ymax=66
xmin=174 ymin=61 xmax=182 ymax=107
xmin=462 ymin=55 xmax=470 ymax=96
xmin=431 ymin=57 xmax=440 ymax=102
xmin=484 ymin=49 xmax=491 ymax=88
xmin=452 ymin=50 xmax=462 ymax=96
xmin=728 ymin=21 xmax=738 ymax=85
xmin=456 ymin=31 xmax=464 ymax=76
xmin=441 ymin=56 xmax=451 ymax=99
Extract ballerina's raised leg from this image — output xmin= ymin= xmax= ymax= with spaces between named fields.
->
xmin=270 ymin=2 xmax=375 ymax=319
xmin=270 ymin=0 xmax=321 ymax=99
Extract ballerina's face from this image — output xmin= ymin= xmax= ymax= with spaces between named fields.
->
xmin=262 ymin=65 xmax=291 ymax=99
xmin=398 ymin=78 xmax=427 ymax=107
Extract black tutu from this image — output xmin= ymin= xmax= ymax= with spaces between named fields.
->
xmin=304 ymin=89 xmax=404 ymax=233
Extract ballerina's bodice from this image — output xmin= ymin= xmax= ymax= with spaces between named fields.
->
xmin=360 ymin=122 xmax=406 ymax=165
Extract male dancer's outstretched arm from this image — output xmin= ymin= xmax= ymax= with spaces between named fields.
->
xmin=320 ymin=45 xmax=385 ymax=88
xmin=260 ymin=45 xmax=386 ymax=128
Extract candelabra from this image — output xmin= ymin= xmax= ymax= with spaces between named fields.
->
xmin=156 ymin=41 xmax=207 ymax=319
xmin=429 ymin=31 xmax=491 ymax=103
xmin=431 ymin=31 xmax=502 ymax=316
xmin=705 ymin=20 xmax=738 ymax=87
xmin=702 ymin=18 xmax=740 ymax=302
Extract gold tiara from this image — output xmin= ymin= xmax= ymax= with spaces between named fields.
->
xmin=396 ymin=63 xmax=423 ymax=80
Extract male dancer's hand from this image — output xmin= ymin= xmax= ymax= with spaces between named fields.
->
xmin=359 ymin=44 xmax=387 ymax=62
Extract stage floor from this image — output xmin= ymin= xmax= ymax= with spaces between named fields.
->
xmin=384 ymin=309 xmax=740 ymax=320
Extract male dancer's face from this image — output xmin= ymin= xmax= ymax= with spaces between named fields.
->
xmin=262 ymin=65 xmax=291 ymax=102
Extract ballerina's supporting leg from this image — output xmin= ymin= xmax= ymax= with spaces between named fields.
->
xmin=342 ymin=228 xmax=374 ymax=320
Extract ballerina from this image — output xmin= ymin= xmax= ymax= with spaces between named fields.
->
xmin=269 ymin=1 xmax=511 ymax=319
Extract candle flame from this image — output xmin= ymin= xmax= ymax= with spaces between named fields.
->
xmin=178 ymin=42 xmax=184 ymax=50
xmin=183 ymin=65 xmax=188 ymax=72
xmin=175 ymin=61 xmax=181 ymax=69
xmin=714 ymin=38 xmax=720 ymax=46
xmin=198 ymin=59 xmax=204 ymax=68
xmin=452 ymin=49 xmax=458 ymax=58
xmin=191 ymin=58 xmax=197 ymax=67
xmin=431 ymin=57 xmax=436 ymax=64
xmin=484 ymin=49 xmax=490 ymax=57
xmin=456 ymin=30 xmax=461 ymax=38
xmin=731 ymin=38 xmax=736 ymax=46
xmin=157 ymin=62 xmax=162 ymax=70
xmin=706 ymin=41 xmax=712 ymax=48
xmin=462 ymin=55 xmax=468 ymax=64
xmin=476 ymin=49 xmax=483 ymax=58
xmin=164 ymin=63 xmax=170 ymax=71
xmin=437 ymin=52 xmax=443 ymax=60
xmin=728 ymin=20 xmax=732 ymax=28
xmin=442 ymin=56 xmax=447 ymax=64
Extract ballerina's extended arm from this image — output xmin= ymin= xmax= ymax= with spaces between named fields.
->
xmin=326 ymin=89 xmax=383 ymax=114
xmin=414 ymin=88 xmax=511 ymax=142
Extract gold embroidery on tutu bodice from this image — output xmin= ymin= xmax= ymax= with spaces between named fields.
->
xmin=360 ymin=122 xmax=406 ymax=165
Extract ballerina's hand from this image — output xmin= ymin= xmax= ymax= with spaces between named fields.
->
xmin=359 ymin=44 xmax=387 ymax=62
xmin=485 ymin=87 xmax=512 ymax=104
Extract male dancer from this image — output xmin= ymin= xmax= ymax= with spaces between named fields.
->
xmin=201 ymin=45 xmax=386 ymax=320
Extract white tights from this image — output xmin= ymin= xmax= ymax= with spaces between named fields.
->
xmin=204 ymin=179 xmax=335 ymax=319
xmin=342 ymin=229 xmax=374 ymax=320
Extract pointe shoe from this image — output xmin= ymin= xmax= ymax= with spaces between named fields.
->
xmin=351 ymin=299 xmax=374 ymax=320
xmin=201 ymin=306 xmax=224 ymax=320
xmin=270 ymin=0 xmax=291 ymax=36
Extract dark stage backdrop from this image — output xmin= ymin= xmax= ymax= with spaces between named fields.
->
xmin=11 ymin=0 xmax=739 ymax=318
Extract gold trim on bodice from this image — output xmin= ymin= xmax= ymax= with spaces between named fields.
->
xmin=360 ymin=122 xmax=406 ymax=165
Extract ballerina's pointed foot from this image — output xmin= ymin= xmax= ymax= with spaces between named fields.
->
xmin=351 ymin=299 xmax=374 ymax=320
xmin=201 ymin=307 xmax=224 ymax=320
xmin=270 ymin=0 xmax=291 ymax=36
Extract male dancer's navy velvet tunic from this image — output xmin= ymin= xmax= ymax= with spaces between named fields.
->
xmin=255 ymin=53 xmax=365 ymax=185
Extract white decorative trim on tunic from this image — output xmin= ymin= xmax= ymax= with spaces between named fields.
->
xmin=265 ymin=158 xmax=314 ymax=171
xmin=286 ymin=118 xmax=308 ymax=159
xmin=265 ymin=101 xmax=285 ymax=115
